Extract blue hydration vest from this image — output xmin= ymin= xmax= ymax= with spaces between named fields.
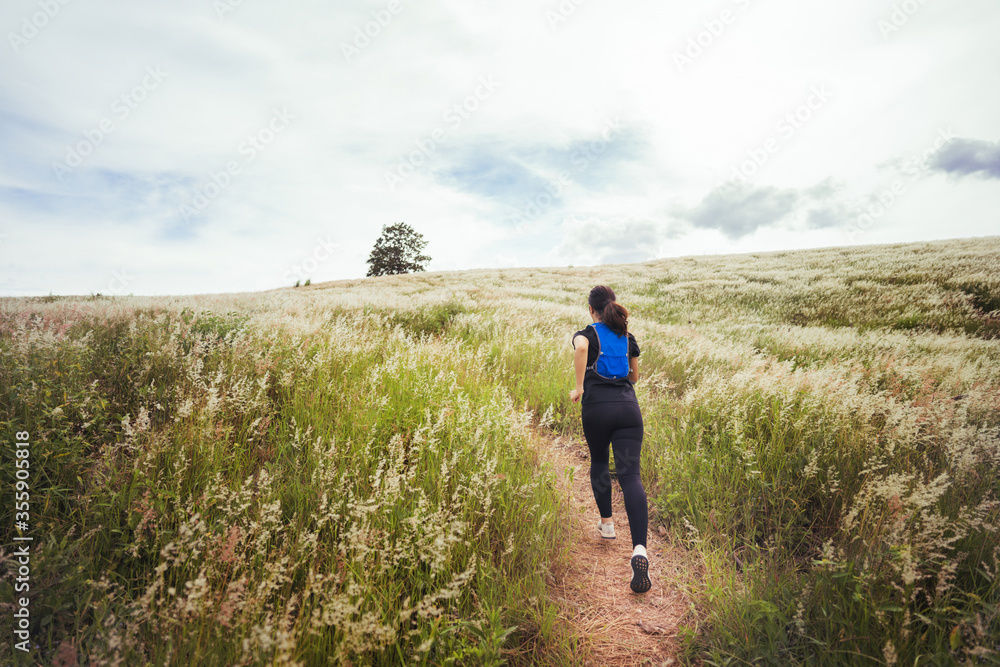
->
xmin=587 ymin=322 xmax=630 ymax=380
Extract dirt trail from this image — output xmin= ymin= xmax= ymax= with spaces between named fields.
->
xmin=536 ymin=430 xmax=700 ymax=667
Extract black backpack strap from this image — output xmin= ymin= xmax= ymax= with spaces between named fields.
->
xmin=585 ymin=323 xmax=600 ymax=371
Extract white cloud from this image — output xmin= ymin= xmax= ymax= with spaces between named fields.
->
xmin=549 ymin=216 xmax=674 ymax=266
xmin=1 ymin=0 xmax=999 ymax=294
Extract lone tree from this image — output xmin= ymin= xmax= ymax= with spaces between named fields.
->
xmin=365 ymin=223 xmax=431 ymax=277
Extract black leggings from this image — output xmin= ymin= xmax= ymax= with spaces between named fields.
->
xmin=582 ymin=400 xmax=648 ymax=548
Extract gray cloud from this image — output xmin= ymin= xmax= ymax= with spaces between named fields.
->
xmin=551 ymin=217 xmax=677 ymax=266
xmin=803 ymin=179 xmax=849 ymax=229
xmin=436 ymin=147 xmax=553 ymax=205
xmin=676 ymin=178 xmax=850 ymax=238
xmin=680 ymin=183 xmax=802 ymax=239
xmin=929 ymin=138 xmax=1000 ymax=179
xmin=436 ymin=121 xmax=649 ymax=198
xmin=519 ymin=124 xmax=651 ymax=191
xmin=805 ymin=203 xmax=847 ymax=229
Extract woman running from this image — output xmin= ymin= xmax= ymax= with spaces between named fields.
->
xmin=569 ymin=285 xmax=651 ymax=593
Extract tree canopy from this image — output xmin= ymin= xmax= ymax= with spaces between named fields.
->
xmin=365 ymin=223 xmax=431 ymax=277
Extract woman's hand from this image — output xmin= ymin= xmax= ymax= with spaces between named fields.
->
xmin=570 ymin=388 xmax=583 ymax=403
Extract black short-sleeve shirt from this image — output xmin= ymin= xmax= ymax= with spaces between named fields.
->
xmin=572 ymin=325 xmax=640 ymax=405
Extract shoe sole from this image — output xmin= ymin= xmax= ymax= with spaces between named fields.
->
xmin=630 ymin=555 xmax=651 ymax=593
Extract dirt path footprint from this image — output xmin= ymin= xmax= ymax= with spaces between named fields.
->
xmin=536 ymin=430 xmax=701 ymax=666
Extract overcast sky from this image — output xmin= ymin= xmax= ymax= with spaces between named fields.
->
xmin=1 ymin=0 xmax=998 ymax=296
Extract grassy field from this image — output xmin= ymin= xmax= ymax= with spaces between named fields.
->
xmin=2 ymin=236 xmax=999 ymax=665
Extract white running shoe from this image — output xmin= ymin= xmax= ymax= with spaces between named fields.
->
xmin=630 ymin=544 xmax=651 ymax=593
xmin=597 ymin=520 xmax=616 ymax=539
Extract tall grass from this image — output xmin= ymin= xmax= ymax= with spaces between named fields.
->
xmin=2 ymin=236 xmax=999 ymax=664
xmin=1 ymin=304 xmax=574 ymax=665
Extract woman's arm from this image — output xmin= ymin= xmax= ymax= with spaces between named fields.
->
xmin=628 ymin=333 xmax=639 ymax=383
xmin=570 ymin=334 xmax=588 ymax=403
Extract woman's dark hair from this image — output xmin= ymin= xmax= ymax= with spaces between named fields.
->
xmin=588 ymin=285 xmax=628 ymax=335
